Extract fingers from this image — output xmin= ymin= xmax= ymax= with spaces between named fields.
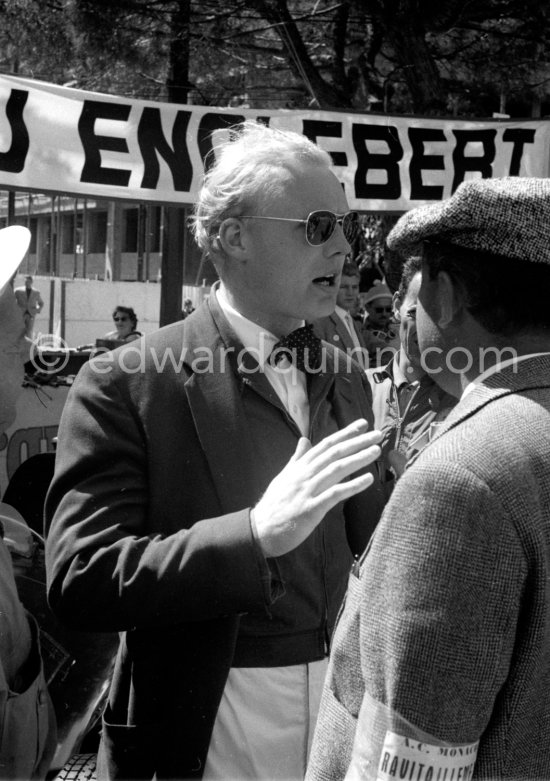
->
xmin=301 ymin=419 xmax=370 ymax=462
xmin=313 ymin=469 xmax=376 ymax=514
xmin=300 ymin=419 xmax=380 ymax=462
xmin=290 ymin=437 xmax=312 ymax=462
xmin=332 ymin=470 xmax=375 ymax=499
xmin=315 ymin=442 xmax=381 ymax=490
xmin=305 ymin=429 xmax=383 ymax=479
xmin=289 ymin=421 xmax=376 ymax=469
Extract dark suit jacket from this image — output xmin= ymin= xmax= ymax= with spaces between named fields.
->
xmin=307 ymin=356 xmax=550 ymax=781
xmin=313 ymin=311 xmax=369 ymax=369
xmin=45 ymin=292 xmax=384 ymax=779
xmin=14 ymin=287 xmax=43 ymax=315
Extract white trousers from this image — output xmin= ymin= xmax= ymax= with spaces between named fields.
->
xmin=203 ymin=659 xmax=328 ymax=781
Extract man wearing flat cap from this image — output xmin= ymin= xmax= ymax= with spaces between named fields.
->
xmin=306 ymin=177 xmax=550 ymax=781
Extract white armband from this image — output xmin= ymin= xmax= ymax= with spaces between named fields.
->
xmin=345 ymin=691 xmax=479 ymax=781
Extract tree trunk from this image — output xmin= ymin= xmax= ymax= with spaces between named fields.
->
xmin=360 ymin=0 xmax=447 ymax=114
xmin=166 ymin=0 xmax=191 ymax=104
xmin=161 ymin=0 xmax=190 ymax=327
xmin=332 ymin=2 xmax=351 ymax=99
xmin=387 ymin=21 xmax=447 ymax=113
xmin=252 ymin=0 xmax=352 ymax=108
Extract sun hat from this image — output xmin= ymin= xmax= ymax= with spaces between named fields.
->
xmin=0 ymin=226 xmax=31 ymax=294
xmin=364 ymin=281 xmax=392 ymax=304
xmin=386 ymin=177 xmax=550 ymax=263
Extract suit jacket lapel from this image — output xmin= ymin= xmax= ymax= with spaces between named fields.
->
xmin=309 ymin=348 xmax=371 ymax=430
xmin=182 ymin=291 xmax=266 ymax=512
xmin=332 ymin=313 xmax=355 ymax=352
xmin=333 ymin=313 xmax=368 ymax=368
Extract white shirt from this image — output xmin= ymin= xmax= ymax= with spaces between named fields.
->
xmin=203 ymin=293 xmax=325 ymax=781
xmin=216 ymin=284 xmax=310 ymax=436
xmin=461 ymin=351 xmax=550 ymax=400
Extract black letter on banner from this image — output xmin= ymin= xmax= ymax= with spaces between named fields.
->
xmin=79 ymin=100 xmax=131 ymax=186
xmin=0 ymin=89 xmax=29 ymax=173
xmin=502 ymin=128 xmax=536 ymax=175
xmin=138 ymin=108 xmax=192 ymax=191
xmin=452 ymin=130 xmax=496 ymax=191
xmin=353 ymin=124 xmax=402 ymax=199
xmin=408 ymin=127 xmax=445 ymax=200
xmin=302 ymin=120 xmax=347 ymax=166
xmin=197 ymin=113 xmax=246 ymax=171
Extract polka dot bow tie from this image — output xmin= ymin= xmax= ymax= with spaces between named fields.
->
xmin=269 ymin=324 xmax=323 ymax=373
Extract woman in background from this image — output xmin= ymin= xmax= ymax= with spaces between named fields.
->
xmin=104 ymin=305 xmax=141 ymax=344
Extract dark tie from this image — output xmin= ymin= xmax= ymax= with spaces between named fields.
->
xmin=270 ymin=324 xmax=323 ymax=373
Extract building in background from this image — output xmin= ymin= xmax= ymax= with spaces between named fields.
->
xmin=0 ymin=191 xmax=216 ymax=286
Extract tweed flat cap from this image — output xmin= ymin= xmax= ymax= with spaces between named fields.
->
xmin=386 ymin=177 xmax=550 ymax=264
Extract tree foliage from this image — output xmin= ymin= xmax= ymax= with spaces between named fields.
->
xmin=1 ymin=0 xmax=550 ymax=116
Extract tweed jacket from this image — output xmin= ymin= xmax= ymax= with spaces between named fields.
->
xmin=14 ymin=286 xmax=43 ymax=315
xmin=45 ymin=292 xmax=384 ymax=780
xmin=307 ymin=355 xmax=550 ymax=781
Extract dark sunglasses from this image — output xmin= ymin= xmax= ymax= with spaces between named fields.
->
xmin=373 ymin=306 xmax=393 ymax=314
xmin=113 ymin=316 xmax=129 ymax=322
xmin=240 ymin=210 xmax=360 ymax=246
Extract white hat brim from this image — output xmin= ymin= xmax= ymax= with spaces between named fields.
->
xmin=0 ymin=226 xmax=31 ymax=293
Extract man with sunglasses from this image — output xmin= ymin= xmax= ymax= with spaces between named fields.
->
xmin=363 ymin=282 xmax=400 ymax=364
xmin=363 ymin=281 xmax=393 ymax=327
xmin=313 ymin=260 xmax=386 ymax=371
xmin=46 ymin=120 xmax=384 ymax=780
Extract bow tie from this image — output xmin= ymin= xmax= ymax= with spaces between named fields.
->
xmin=269 ymin=324 xmax=323 ymax=373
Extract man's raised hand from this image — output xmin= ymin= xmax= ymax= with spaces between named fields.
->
xmin=252 ymin=419 xmax=382 ymax=558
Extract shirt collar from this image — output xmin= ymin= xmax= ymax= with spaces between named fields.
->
xmin=381 ymin=355 xmax=415 ymax=388
xmin=461 ymin=351 xmax=550 ymax=399
xmin=216 ymin=284 xmax=305 ymax=367
xmin=391 ymin=355 xmax=413 ymax=388
xmin=334 ymin=305 xmax=349 ymax=321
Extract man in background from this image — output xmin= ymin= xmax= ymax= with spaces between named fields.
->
xmin=367 ymin=254 xmax=455 ymax=497
xmin=46 ymin=121 xmax=383 ymax=780
xmin=362 ymin=281 xmax=399 ymax=364
xmin=313 ymin=260 xmax=378 ymax=370
xmin=307 ymin=177 xmax=550 ymax=781
xmin=14 ymin=274 xmax=43 ymax=338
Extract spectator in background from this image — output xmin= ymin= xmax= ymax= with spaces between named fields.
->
xmin=362 ymin=281 xmax=399 ymax=363
xmin=14 ymin=274 xmax=43 ymax=339
xmin=181 ymin=297 xmax=195 ymax=319
xmin=103 ymin=305 xmax=141 ymax=344
xmin=78 ymin=305 xmax=142 ymax=352
xmin=367 ymin=255 xmax=456 ymax=497
xmin=0 ymin=226 xmax=56 ymax=779
xmin=313 ymin=260 xmax=374 ymax=370
xmin=363 ymin=281 xmax=393 ymax=334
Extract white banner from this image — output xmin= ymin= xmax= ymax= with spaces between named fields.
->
xmin=0 ymin=74 xmax=548 ymax=210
